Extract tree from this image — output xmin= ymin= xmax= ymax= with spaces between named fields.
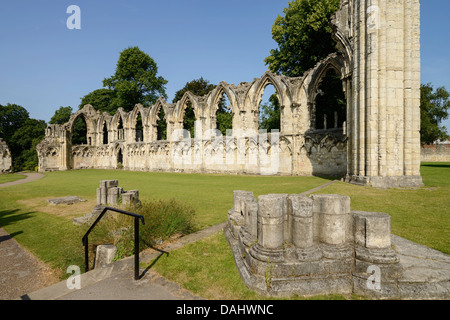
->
xmin=79 ymin=89 xmax=116 ymax=114
xmin=10 ymin=118 xmax=46 ymax=171
xmin=0 ymin=103 xmax=29 ymax=141
xmin=259 ymin=94 xmax=281 ymax=131
xmin=103 ymin=46 xmax=168 ymax=112
xmin=0 ymin=103 xmax=46 ymax=171
xmin=264 ymin=0 xmax=341 ymax=77
xmin=420 ymin=83 xmax=450 ymax=145
xmin=49 ymin=106 xmax=73 ymax=125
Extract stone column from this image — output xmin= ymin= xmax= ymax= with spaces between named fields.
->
xmin=333 ymin=0 xmax=423 ymax=188
xmin=257 ymin=194 xmax=286 ymax=250
xmin=312 ymin=194 xmax=352 ymax=259
xmin=288 ymin=195 xmax=314 ymax=249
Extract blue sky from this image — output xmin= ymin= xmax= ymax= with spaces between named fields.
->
xmin=1 ymin=0 xmax=449 ymax=131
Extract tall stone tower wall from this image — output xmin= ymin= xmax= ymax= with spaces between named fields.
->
xmin=333 ymin=0 xmax=422 ymax=187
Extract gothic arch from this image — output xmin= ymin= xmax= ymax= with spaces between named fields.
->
xmin=129 ymin=104 xmax=149 ymax=142
xmin=174 ymin=91 xmax=201 ymax=122
xmin=66 ymin=105 xmax=97 ymax=136
xmin=207 ymin=83 xmax=238 ymax=116
xmin=111 ymin=109 xmax=127 ymax=141
xmin=305 ymin=53 xmax=346 ymax=130
xmin=149 ymin=97 xmax=170 ymax=126
xmin=249 ymin=72 xmax=291 ymax=111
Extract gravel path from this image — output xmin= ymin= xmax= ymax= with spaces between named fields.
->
xmin=0 ymin=172 xmax=44 ymax=189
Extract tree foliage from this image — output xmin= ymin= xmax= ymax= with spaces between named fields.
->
xmin=0 ymin=103 xmax=46 ymax=171
xmin=264 ymin=0 xmax=341 ymax=77
xmin=49 ymin=106 xmax=73 ymax=125
xmin=79 ymin=89 xmax=115 ymax=114
xmin=420 ymin=83 xmax=450 ymax=145
xmin=259 ymin=94 xmax=281 ymax=132
xmin=103 ymin=46 xmax=168 ymax=112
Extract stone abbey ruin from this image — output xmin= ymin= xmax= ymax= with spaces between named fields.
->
xmin=17 ymin=0 xmax=450 ymax=299
xmin=37 ymin=0 xmax=424 ymax=189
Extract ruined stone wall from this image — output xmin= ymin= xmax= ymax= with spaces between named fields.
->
xmin=37 ymin=64 xmax=349 ymax=177
xmin=37 ymin=0 xmax=424 ymax=187
xmin=421 ymin=144 xmax=450 ymax=162
xmin=0 ymin=138 xmax=12 ymax=174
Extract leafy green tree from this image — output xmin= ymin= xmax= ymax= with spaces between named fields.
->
xmin=264 ymin=0 xmax=341 ymax=77
xmin=10 ymin=118 xmax=46 ymax=171
xmin=0 ymin=103 xmax=30 ymax=141
xmin=259 ymin=94 xmax=281 ymax=132
xmin=79 ymin=89 xmax=116 ymax=114
xmin=49 ymin=106 xmax=73 ymax=125
xmin=0 ymin=104 xmax=46 ymax=171
xmin=420 ymin=83 xmax=450 ymax=145
xmin=103 ymin=46 xmax=168 ymax=112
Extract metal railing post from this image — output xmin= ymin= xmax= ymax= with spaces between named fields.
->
xmin=134 ymin=216 xmax=140 ymax=280
xmin=82 ymin=207 xmax=145 ymax=280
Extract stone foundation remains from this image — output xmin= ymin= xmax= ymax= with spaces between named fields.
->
xmin=225 ymin=191 xmax=450 ymax=299
xmin=73 ymin=180 xmax=140 ymax=225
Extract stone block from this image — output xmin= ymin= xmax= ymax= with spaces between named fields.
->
xmin=94 ymin=244 xmax=117 ymax=268
xmin=353 ymin=211 xmax=392 ymax=249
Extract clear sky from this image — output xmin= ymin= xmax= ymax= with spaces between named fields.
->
xmin=0 ymin=0 xmax=449 ymax=131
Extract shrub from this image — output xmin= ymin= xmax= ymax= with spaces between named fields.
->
xmin=88 ymin=198 xmax=197 ymax=260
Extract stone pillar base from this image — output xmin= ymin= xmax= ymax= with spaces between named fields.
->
xmin=345 ymin=175 xmax=424 ymax=189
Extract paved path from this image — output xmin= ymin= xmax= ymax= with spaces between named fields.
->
xmin=23 ymin=222 xmax=227 ymax=300
xmin=0 ymin=172 xmax=44 ymax=188
xmin=0 ymin=228 xmax=59 ymax=300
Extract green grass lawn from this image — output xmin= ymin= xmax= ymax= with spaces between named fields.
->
xmin=0 ymin=173 xmax=26 ymax=184
xmin=0 ymin=164 xmax=448 ymax=299
xmin=0 ymin=169 xmax=330 ymax=278
xmin=148 ymin=163 xmax=450 ymax=299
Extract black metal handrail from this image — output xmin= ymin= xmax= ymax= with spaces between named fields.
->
xmin=82 ymin=206 xmax=145 ymax=280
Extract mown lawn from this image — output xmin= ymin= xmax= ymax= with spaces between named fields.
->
xmin=0 ymin=169 xmax=330 ymax=278
xmin=0 ymin=164 xmax=448 ymax=299
xmin=0 ymin=173 xmax=26 ymax=184
xmin=148 ymin=163 xmax=450 ymax=300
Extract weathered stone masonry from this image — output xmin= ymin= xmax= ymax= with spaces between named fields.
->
xmin=0 ymin=138 xmax=12 ymax=174
xmin=225 ymin=190 xmax=450 ymax=299
xmin=37 ymin=0 xmax=424 ymax=188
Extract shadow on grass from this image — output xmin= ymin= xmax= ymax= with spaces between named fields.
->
xmin=421 ymin=163 xmax=450 ymax=168
xmin=0 ymin=209 xmax=35 ymax=230
xmin=0 ymin=231 xmax=23 ymax=243
xmin=140 ymin=247 xmax=169 ymax=279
